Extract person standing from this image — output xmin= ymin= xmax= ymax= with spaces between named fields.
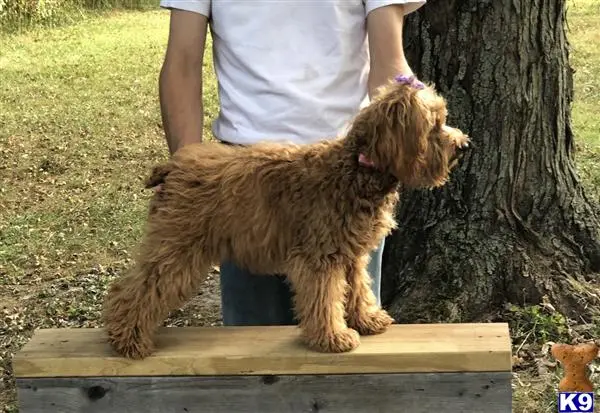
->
xmin=157 ymin=0 xmax=426 ymax=326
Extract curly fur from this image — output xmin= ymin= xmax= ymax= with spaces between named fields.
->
xmin=103 ymin=81 xmax=470 ymax=359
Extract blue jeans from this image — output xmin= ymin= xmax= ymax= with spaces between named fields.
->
xmin=219 ymin=239 xmax=385 ymax=326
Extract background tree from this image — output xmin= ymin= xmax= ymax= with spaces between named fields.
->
xmin=381 ymin=0 xmax=600 ymax=324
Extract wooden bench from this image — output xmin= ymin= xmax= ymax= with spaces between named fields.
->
xmin=12 ymin=323 xmax=513 ymax=412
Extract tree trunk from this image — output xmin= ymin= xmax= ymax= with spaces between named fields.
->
xmin=381 ymin=0 xmax=600 ymax=324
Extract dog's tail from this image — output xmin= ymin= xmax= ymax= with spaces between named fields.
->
xmin=144 ymin=163 xmax=174 ymax=189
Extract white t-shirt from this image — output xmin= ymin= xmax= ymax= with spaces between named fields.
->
xmin=159 ymin=0 xmax=426 ymax=145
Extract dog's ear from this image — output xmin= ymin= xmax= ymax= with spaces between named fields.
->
xmin=355 ymin=82 xmax=438 ymax=187
xmin=347 ymin=81 xmax=464 ymax=188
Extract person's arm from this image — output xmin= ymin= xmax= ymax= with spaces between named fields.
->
xmin=366 ymin=2 xmax=424 ymax=98
xmin=159 ymin=9 xmax=209 ymax=155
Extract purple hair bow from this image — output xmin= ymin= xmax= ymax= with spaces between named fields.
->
xmin=394 ymin=74 xmax=425 ymax=90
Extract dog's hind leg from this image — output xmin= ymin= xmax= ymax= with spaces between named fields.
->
xmin=286 ymin=263 xmax=360 ymax=353
xmin=102 ymin=233 xmax=210 ymax=359
xmin=345 ymin=254 xmax=394 ymax=335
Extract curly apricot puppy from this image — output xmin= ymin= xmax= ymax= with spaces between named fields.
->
xmin=103 ymin=76 xmax=470 ymax=359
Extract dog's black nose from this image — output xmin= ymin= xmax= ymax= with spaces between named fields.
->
xmin=454 ymin=139 xmax=471 ymax=162
xmin=457 ymin=139 xmax=473 ymax=152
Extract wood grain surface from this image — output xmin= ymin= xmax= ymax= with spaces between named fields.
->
xmin=16 ymin=372 xmax=512 ymax=413
xmin=13 ymin=323 xmax=512 ymax=378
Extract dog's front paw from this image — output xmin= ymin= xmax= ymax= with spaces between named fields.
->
xmin=305 ymin=328 xmax=361 ymax=353
xmin=105 ymin=325 xmax=155 ymax=359
xmin=108 ymin=335 xmax=154 ymax=359
xmin=348 ymin=308 xmax=394 ymax=336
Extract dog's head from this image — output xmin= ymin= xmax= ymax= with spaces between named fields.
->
xmin=349 ymin=77 xmax=470 ymax=189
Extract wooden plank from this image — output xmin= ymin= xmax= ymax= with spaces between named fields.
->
xmin=13 ymin=323 xmax=512 ymax=378
xmin=16 ymin=372 xmax=512 ymax=413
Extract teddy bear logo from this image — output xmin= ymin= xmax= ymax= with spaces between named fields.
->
xmin=551 ymin=342 xmax=599 ymax=393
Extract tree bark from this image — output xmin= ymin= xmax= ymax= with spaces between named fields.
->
xmin=381 ymin=0 xmax=600 ymax=324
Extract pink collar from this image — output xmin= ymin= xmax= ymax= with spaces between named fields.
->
xmin=358 ymin=153 xmax=376 ymax=168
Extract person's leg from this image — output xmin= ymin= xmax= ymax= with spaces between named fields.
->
xmin=219 ymin=238 xmax=384 ymax=326
xmin=219 ymin=260 xmax=297 ymax=326
xmin=366 ymin=238 xmax=385 ymax=307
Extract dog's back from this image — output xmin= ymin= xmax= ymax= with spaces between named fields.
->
xmin=144 ymin=140 xmax=397 ymax=274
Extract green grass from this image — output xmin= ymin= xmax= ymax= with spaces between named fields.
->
xmin=0 ymin=11 xmax=168 ymax=281
xmin=0 ymin=0 xmax=158 ymax=33
xmin=0 ymin=11 xmax=219 ymax=280
xmin=569 ymin=0 xmax=600 ymax=199
xmin=0 ymin=2 xmax=599 ymax=411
